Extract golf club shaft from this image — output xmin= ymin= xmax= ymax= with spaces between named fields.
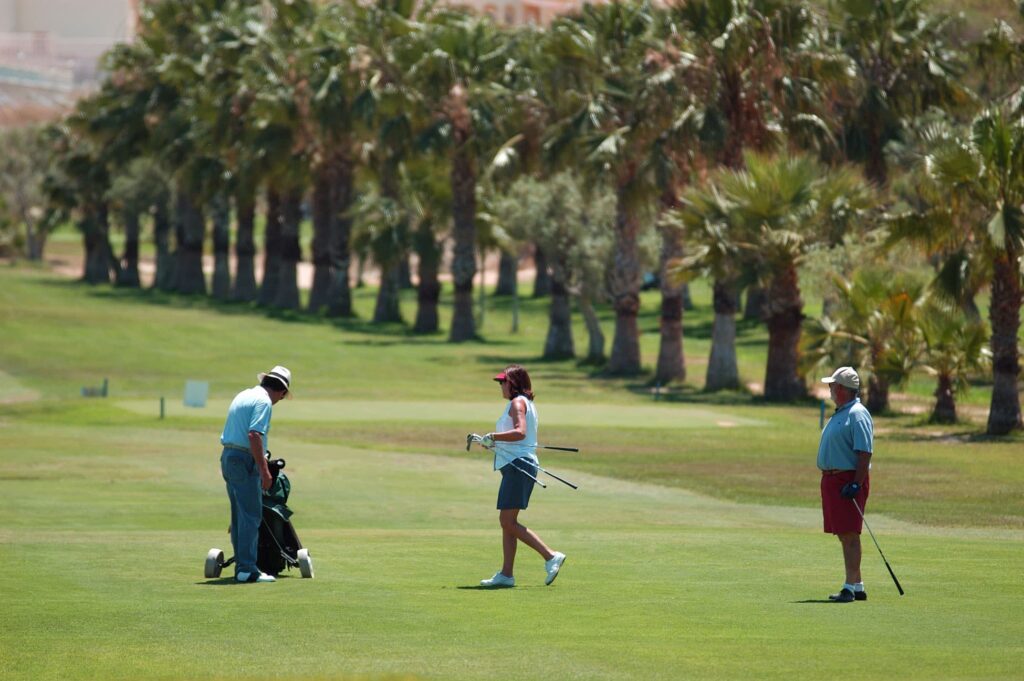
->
xmin=540 ymin=445 xmax=579 ymax=452
xmin=853 ymin=499 xmax=905 ymax=596
xmin=506 ymin=459 xmax=546 ymax=488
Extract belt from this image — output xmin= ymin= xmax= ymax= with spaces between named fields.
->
xmin=222 ymin=443 xmax=251 ymax=454
xmin=820 ymin=469 xmax=853 ymax=475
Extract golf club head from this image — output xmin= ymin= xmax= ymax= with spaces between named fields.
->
xmin=465 ymin=433 xmax=473 ymax=451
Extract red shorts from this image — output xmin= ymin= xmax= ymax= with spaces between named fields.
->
xmin=821 ymin=471 xmax=869 ymax=534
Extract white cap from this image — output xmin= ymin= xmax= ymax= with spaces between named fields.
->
xmin=258 ymin=365 xmax=292 ymax=392
xmin=821 ymin=366 xmax=860 ymax=390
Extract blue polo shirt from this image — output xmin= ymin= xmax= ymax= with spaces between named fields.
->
xmin=817 ymin=398 xmax=873 ymax=471
xmin=220 ymin=386 xmax=272 ymax=451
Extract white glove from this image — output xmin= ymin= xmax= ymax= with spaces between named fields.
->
xmin=481 ymin=433 xmax=495 ymax=448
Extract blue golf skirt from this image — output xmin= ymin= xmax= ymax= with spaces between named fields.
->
xmin=496 ymin=461 xmax=538 ymax=510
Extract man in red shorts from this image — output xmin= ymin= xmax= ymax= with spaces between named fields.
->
xmin=817 ymin=366 xmax=873 ymax=603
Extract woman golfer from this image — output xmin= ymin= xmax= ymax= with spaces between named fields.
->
xmin=479 ymin=364 xmax=566 ymax=588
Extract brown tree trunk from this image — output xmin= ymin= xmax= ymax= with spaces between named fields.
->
xmin=532 ymin=244 xmax=552 ymax=298
xmin=544 ymin=267 xmax=575 ymax=359
xmin=232 ymin=187 xmax=258 ymax=302
xmin=414 ymin=219 xmax=442 ymax=334
xmin=743 ymin=285 xmax=767 ymax=321
xmin=763 ymin=262 xmax=807 ymax=401
xmin=117 ymin=209 xmax=141 ymax=288
xmin=706 ymin=279 xmax=740 ymax=391
xmin=258 ymin=189 xmax=282 ymax=307
xmin=81 ymin=208 xmax=111 ymax=285
xmin=448 ymin=138 xmax=477 ymax=342
xmin=607 ymin=188 xmax=642 ymax=375
xmin=495 ymin=249 xmax=518 ymax=296
xmin=579 ymin=294 xmax=605 ymax=364
xmin=308 ymin=165 xmax=334 ymax=313
xmin=931 ymin=373 xmax=957 ymax=424
xmin=866 ymin=372 xmax=890 ymax=414
xmin=987 ymin=249 xmax=1022 ymax=434
xmin=153 ymin=196 xmax=174 ymax=292
xmin=656 ymin=225 xmax=685 ymax=384
xmin=327 ymin=159 xmax=355 ymax=318
xmin=175 ymin=192 xmax=207 ymax=296
xmin=210 ymin=193 xmax=231 ymax=301
xmin=272 ymin=189 xmax=302 ymax=311
xmin=373 ymin=262 xmax=403 ymax=323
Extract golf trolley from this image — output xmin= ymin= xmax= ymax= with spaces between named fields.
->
xmin=204 ymin=454 xmax=314 ymax=580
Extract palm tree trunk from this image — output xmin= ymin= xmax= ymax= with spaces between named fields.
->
xmin=543 ymin=266 xmax=575 ymax=360
xmin=681 ymin=282 xmax=694 ymax=311
xmin=327 ymin=159 xmax=354 ymax=318
xmin=175 ymin=192 xmax=207 ymax=296
xmin=117 ymin=209 xmax=141 ymax=288
xmin=81 ymin=208 xmax=111 ymax=285
xmin=258 ymin=189 xmax=282 ymax=307
xmin=931 ymin=373 xmax=957 ymax=424
xmin=232 ymin=187 xmax=257 ymax=302
xmin=373 ymin=261 xmax=403 ymax=323
xmin=211 ymin=193 xmax=231 ymax=301
xmin=706 ymin=279 xmax=740 ymax=391
xmin=153 ymin=196 xmax=174 ymax=292
xmin=607 ymin=191 xmax=642 ymax=375
xmin=532 ymin=244 xmax=552 ymax=298
xmin=866 ymin=372 xmax=890 ymax=414
xmin=272 ymin=189 xmax=302 ymax=310
xmin=986 ymin=249 xmax=1022 ymax=434
xmin=413 ymin=219 xmax=441 ymax=334
xmin=656 ymin=225 xmax=685 ymax=384
xmin=399 ymin=256 xmax=414 ymax=289
xmin=449 ymin=141 xmax=477 ymax=342
xmin=764 ymin=262 xmax=807 ymax=401
xmin=743 ymin=285 xmax=767 ymax=321
xmin=495 ymin=250 xmax=518 ymax=296
xmin=308 ymin=166 xmax=333 ymax=313
xmin=579 ymin=294 xmax=605 ymax=364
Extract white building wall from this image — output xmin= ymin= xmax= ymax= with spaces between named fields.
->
xmin=0 ymin=0 xmax=16 ymax=33
xmin=13 ymin=0 xmax=134 ymax=41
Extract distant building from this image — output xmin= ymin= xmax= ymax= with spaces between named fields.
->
xmin=0 ymin=0 xmax=136 ymax=112
xmin=452 ymin=0 xmax=586 ymax=25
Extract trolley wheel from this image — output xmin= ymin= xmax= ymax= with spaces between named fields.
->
xmin=204 ymin=548 xmax=225 ymax=578
xmin=297 ymin=548 xmax=314 ymax=579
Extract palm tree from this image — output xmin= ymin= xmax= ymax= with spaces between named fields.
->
xmin=831 ymin=0 xmax=972 ymax=185
xmin=677 ymin=152 xmax=874 ymax=400
xmin=541 ymin=1 xmax=695 ymax=374
xmin=804 ymin=267 xmax=927 ymax=413
xmin=409 ymin=9 xmax=518 ymax=342
xmin=888 ymin=110 xmax=1024 ymax=434
xmin=918 ymin=299 xmax=989 ymax=424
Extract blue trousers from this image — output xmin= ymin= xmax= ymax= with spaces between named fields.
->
xmin=221 ymin=448 xmax=261 ymax=576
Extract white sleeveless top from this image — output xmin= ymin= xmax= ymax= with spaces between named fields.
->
xmin=493 ymin=395 xmax=539 ymax=470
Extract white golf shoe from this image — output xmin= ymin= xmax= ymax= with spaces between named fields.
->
xmin=236 ymin=571 xmax=276 ymax=583
xmin=544 ymin=552 xmax=566 ymax=585
xmin=480 ymin=572 xmax=515 ymax=588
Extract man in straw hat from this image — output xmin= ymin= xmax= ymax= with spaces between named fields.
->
xmin=817 ymin=366 xmax=873 ymax=603
xmin=219 ymin=366 xmax=292 ymax=583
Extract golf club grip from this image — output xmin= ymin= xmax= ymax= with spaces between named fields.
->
xmin=542 ymin=446 xmax=579 ymax=452
xmin=885 ymin=560 xmax=905 ymax=595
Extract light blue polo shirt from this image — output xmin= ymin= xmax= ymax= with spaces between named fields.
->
xmin=220 ymin=386 xmax=272 ymax=451
xmin=817 ymin=397 xmax=873 ymax=471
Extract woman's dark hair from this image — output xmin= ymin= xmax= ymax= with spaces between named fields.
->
xmin=503 ymin=364 xmax=535 ymax=401
xmin=261 ymin=376 xmax=288 ymax=393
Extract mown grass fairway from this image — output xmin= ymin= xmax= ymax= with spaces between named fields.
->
xmin=1 ymin=265 xmax=1022 ymax=680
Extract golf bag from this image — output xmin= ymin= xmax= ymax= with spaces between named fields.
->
xmin=205 ymin=454 xmax=314 ymax=579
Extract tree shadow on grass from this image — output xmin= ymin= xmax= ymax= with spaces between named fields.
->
xmin=791 ymin=599 xmax=843 ymax=604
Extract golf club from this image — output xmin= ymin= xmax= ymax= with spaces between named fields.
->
xmin=466 ymin=435 xmax=576 ymax=489
xmin=540 ymin=445 xmax=579 ymax=452
xmin=853 ymin=499 xmax=905 ymax=596
xmin=466 ymin=434 xmax=546 ymax=488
